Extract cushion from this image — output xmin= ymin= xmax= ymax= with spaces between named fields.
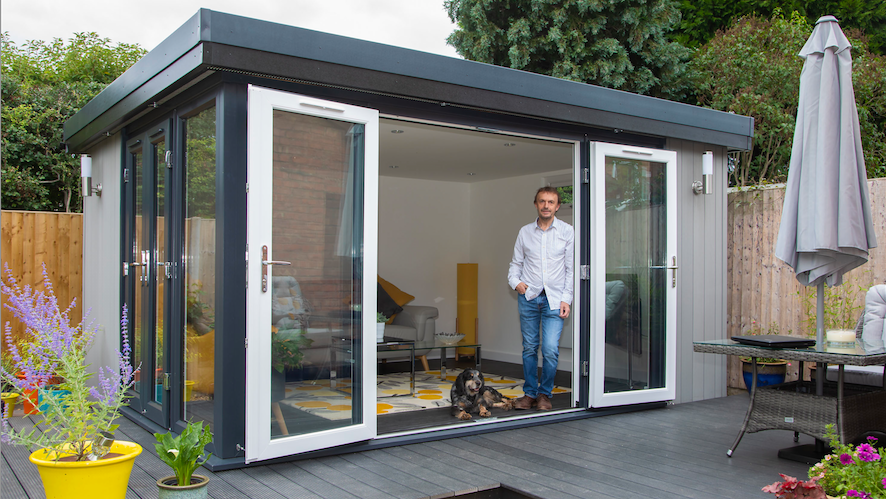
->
xmin=377 ymin=283 xmax=403 ymax=321
xmin=862 ymin=284 xmax=886 ymax=351
xmin=378 ymin=275 xmax=415 ymax=323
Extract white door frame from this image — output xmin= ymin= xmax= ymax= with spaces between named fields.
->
xmin=245 ymin=85 xmax=378 ymax=462
xmin=588 ymin=142 xmax=677 ymax=408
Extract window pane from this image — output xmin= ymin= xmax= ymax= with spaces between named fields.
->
xmin=604 ymin=157 xmax=667 ymax=393
xmin=183 ymin=106 xmax=217 ymax=428
xmin=269 ymin=110 xmax=363 ymax=438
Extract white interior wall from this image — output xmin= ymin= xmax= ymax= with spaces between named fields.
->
xmin=379 ymin=169 xmax=574 ymax=371
xmin=377 ymin=177 xmax=470 ymax=336
xmin=82 ymin=136 xmax=123 ymax=383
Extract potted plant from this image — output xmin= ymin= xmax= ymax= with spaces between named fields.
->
xmin=154 ymin=420 xmax=213 ymax=498
xmin=740 ymin=321 xmax=790 ymax=392
xmin=762 ymin=474 xmax=826 ymax=498
xmin=0 ymin=265 xmax=139 ymax=499
xmin=809 ymin=425 xmax=886 ymax=499
xmin=270 ymin=327 xmax=312 ymax=401
xmin=377 ymin=312 xmax=387 ymax=343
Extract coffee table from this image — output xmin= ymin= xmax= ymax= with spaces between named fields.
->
xmin=331 ymin=336 xmax=418 ymax=395
xmin=413 ymin=339 xmax=482 ymax=380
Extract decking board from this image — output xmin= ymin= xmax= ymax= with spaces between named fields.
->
xmin=2 ymin=395 xmax=816 ymax=498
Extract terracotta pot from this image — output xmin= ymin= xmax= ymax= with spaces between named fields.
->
xmin=157 ymin=474 xmax=209 ymax=499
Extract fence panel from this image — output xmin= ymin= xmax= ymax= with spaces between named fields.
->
xmin=726 ymin=178 xmax=886 ymax=387
xmin=0 ymin=211 xmax=83 ymax=345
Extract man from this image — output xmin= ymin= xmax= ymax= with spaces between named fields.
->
xmin=508 ymin=186 xmax=574 ymax=411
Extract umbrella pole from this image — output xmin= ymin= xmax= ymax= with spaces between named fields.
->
xmin=816 ymin=281 xmax=826 ymax=455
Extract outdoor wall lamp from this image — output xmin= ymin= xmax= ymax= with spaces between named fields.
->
xmin=692 ymin=151 xmax=713 ymax=195
xmin=80 ymin=154 xmax=102 ymax=197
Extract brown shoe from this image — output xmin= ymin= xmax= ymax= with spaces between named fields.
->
xmin=514 ymin=396 xmax=536 ymax=410
xmin=536 ymin=394 xmax=552 ymax=411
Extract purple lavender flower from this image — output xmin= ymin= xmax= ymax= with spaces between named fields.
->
xmin=841 ymin=453 xmax=856 ymax=465
xmin=847 ymin=491 xmax=872 ymax=499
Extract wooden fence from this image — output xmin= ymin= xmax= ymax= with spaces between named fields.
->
xmin=0 ymin=211 xmax=84 ymax=344
xmin=726 ymin=178 xmax=886 ymax=387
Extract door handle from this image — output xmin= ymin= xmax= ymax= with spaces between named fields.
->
xmin=261 ymin=245 xmax=291 ymax=292
xmin=667 ymin=256 xmax=678 ymax=288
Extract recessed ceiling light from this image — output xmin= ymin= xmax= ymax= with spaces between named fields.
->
xmin=389 ymin=165 xmax=399 ymax=169
xmin=467 ymin=172 xmax=476 ymax=176
xmin=390 ymin=129 xmax=404 ymax=134
xmin=504 ymin=142 xmax=516 ymax=147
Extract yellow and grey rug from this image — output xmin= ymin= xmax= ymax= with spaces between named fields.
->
xmin=277 ymin=368 xmax=571 ymax=421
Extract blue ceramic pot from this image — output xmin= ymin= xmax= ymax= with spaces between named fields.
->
xmin=741 ymin=361 xmax=787 ymax=393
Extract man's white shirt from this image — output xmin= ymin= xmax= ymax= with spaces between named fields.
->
xmin=508 ymin=216 xmax=574 ymax=311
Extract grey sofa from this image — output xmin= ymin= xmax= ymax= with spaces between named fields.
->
xmin=272 ymin=275 xmax=439 ymax=374
xmin=380 ymin=305 xmax=439 ymax=371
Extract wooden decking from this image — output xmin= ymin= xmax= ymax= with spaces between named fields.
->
xmin=2 ymin=394 xmax=814 ymax=498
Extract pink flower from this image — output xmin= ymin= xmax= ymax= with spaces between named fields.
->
xmin=841 ymin=453 xmax=856 ymax=465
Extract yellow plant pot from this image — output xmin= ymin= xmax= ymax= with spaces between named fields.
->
xmin=1 ymin=392 xmax=19 ymax=417
xmin=29 ymin=440 xmax=142 ymax=499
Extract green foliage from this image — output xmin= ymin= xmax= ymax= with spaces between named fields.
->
xmin=444 ymin=0 xmax=692 ymax=100
xmin=1 ymin=32 xmax=145 ymax=212
xmin=675 ymin=0 xmax=886 ymax=55
xmin=798 ymin=271 xmax=869 ymax=337
xmin=185 ymin=106 xmax=217 ymax=219
xmin=271 ymin=330 xmax=313 ymax=374
xmin=689 ymin=11 xmax=886 ymax=187
xmin=689 ymin=12 xmax=810 ymax=187
xmin=154 ymin=420 xmax=213 ymax=486
xmin=810 ymin=424 xmax=886 ymax=498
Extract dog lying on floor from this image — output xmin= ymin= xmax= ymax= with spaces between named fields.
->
xmin=450 ymin=369 xmax=516 ymax=420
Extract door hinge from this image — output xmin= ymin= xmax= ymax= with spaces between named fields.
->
xmin=123 ymin=262 xmax=129 ymax=277
xmin=580 ymin=265 xmax=590 ymax=280
xmin=245 ymin=182 xmax=249 ymax=194
xmin=245 ymin=245 xmax=249 ymax=289
xmin=123 ymin=168 xmax=130 ymax=183
xmin=162 ymin=372 xmax=170 ymax=391
xmin=583 ymin=168 xmax=589 ymax=184
xmin=582 ymin=361 xmax=589 ymax=376
xmin=245 ymin=338 xmax=248 ymax=349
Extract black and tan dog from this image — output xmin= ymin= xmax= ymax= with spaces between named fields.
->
xmin=450 ymin=369 xmax=516 ymax=420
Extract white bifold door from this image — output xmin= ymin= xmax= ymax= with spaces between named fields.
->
xmin=587 ymin=143 xmax=677 ymax=408
xmin=245 ymin=86 xmax=378 ymax=462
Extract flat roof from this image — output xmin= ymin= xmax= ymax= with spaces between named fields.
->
xmin=65 ymin=9 xmax=753 ymax=151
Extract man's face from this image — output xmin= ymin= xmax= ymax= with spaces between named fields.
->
xmin=535 ymin=191 xmax=560 ymax=221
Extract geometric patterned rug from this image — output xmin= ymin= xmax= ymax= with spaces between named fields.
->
xmin=276 ymin=368 xmax=571 ymax=421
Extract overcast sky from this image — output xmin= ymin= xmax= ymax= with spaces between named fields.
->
xmin=1 ymin=0 xmax=461 ymax=58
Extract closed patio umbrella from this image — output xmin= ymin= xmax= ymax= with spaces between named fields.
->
xmin=775 ymin=15 xmax=877 ymax=347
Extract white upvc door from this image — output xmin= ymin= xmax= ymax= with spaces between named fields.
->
xmin=245 ymin=85 xmax=378 ymax=462
xmin=588 ymin=142 xmax=677 ymax=408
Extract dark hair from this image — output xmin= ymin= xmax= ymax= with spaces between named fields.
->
xmin=534 ymin=186 xmax=561 ymax=204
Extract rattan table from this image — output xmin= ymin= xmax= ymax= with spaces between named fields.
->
xmin=693 ymin=339 xmax=886 ymax=458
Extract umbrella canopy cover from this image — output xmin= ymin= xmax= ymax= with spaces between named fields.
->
xmin=775 ymin=16 xmax=877 ymax=287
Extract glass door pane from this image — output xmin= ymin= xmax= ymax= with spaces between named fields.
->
xmin=124 ymin=122 xmax=173 ymax=427
xmin=589 ymin=143 xmax=676 ymax=407
xmin=183 ymin=106 xmax=217 ymax=427
xmin=246 ymin=86 xmax=378 ymax=462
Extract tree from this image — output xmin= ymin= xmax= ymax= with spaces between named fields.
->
xmin=675 ymin=0 xmax=886 ymax=54
xmin=444 ymin=0 xmax=692 ymax=100
xmin=689 ymin=11 xmax=886 ymax=187
xmin=1 ymin=32 xmax=145 ymax=212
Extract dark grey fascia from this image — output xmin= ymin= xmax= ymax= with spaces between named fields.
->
xmin=65 ymin=8 xmax=754 ymax=152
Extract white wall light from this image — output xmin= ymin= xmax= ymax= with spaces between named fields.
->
xmin=692 ymin=151 xmax=714 ymax=195
xmin=81 ymin=154 xmax=102 ymax=197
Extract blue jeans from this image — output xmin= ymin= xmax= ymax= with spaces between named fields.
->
xmin=518 ymin=293 xmax=563 ymax=399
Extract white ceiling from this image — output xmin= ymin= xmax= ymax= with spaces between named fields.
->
xmin=379 ymin=118 xmax=574 ymax=183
